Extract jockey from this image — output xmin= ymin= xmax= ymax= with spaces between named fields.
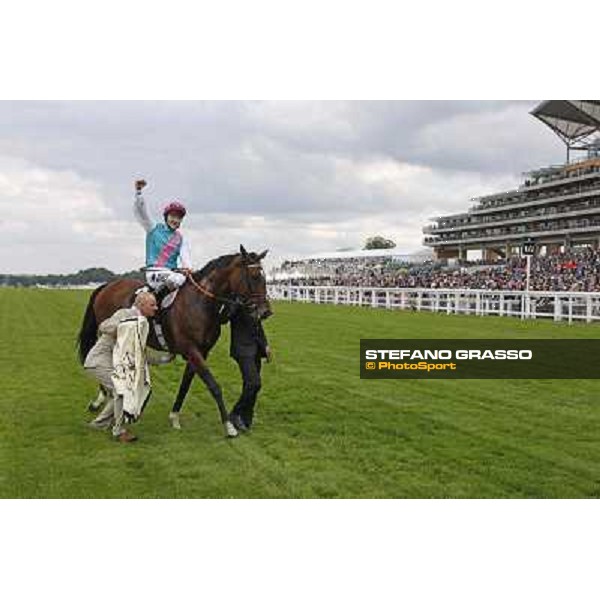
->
xmin=133 ymin=179 xmax=192 ymax=300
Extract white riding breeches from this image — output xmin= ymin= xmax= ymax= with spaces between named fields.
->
xmin=145 ymin=269 xmax=186 ymax=291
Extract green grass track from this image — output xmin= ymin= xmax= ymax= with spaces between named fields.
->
xmin=2 ymin=287 xmax=600 ymax=498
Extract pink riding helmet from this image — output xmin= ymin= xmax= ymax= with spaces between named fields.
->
xmin=163 ymin=201 xmax=187 ymax=218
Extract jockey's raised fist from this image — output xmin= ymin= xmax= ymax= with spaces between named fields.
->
xmin=135 ymin=179 xmax=147 ymax=191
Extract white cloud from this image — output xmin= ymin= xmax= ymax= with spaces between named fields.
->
xmin=0 ymin=156 xmax=111 ymax=224
xmin=0 ymin=101 xmax=565 ymax=274
xmin=0 ymin=155 xmax=133 ymax=273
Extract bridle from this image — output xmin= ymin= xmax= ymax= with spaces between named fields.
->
xmin=240 ymin=261 xmax=269 ymax=306
xmin=185 ymin=259 xmax=268 ymax=310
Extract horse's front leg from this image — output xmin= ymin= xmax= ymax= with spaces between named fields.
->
xmin=168 ymin=361 xmax=196 ymax=429
xmin=187 ymin=348 xmax=238 ymax=438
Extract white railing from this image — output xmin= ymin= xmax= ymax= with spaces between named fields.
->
xmin=268 ymin=285 xmax=600 ymax=323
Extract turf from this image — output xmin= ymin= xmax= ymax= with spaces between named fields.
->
xmin=2 ymin=287 xmax=600 ymax=498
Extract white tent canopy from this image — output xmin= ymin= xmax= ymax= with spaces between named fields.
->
xmin=296 ymin=248 xmax=433 ymax=261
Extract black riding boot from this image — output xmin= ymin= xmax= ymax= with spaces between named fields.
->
xmin=153 ymin=285 xmax=172 ymax=307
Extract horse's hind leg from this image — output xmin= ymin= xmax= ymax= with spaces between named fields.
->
xmin=169 ymin=361 xmax=196 ymax=429
xmin=187 ymin=349 xmax=237 ymax=438
xmin=88 ymin=385 xmax=109 ymax=413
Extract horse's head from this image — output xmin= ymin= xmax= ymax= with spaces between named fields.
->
xmin=228 ymin=245 xmax=272 ymax=320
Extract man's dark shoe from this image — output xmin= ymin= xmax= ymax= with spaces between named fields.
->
xmin=230 ymin=413 xmax=249 ymax=433
xmin=115 ymin=430 xmax=138 ymax=443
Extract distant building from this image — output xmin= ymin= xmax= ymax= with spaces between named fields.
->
xmin=424 ymin=100 xmax=600 ymax=260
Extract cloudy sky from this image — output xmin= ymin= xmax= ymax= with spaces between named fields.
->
xmin=0 ymin=100 xmax=566 ymax=274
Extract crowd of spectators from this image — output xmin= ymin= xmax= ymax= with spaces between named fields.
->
xmin=271 ymin=248 xmax=600 ymax=292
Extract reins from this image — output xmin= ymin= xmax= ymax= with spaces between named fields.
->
xmin=186 ymin=271 xmax=224 ymax=302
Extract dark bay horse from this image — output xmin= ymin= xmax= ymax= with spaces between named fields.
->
xmin=77 ymin=246 xmax=271 ymax=437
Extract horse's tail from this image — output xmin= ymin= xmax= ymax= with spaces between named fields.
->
xmin=77 ymin=283 xmax=108 ymax=364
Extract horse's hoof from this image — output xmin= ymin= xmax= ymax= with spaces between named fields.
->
xmin=169 ymin=412 xmax=182 ymax=430
xmin=224 ymin=421 xmax=238 ymax=438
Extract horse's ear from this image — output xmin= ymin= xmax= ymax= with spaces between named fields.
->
xmin=257 ymin=249 xmax=269 ymax=260
xmin=239 ymin=244 xmax=248 ymax=258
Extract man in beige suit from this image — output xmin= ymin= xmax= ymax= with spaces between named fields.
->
xmin=84 ymin=292 xmax=158 ymax=443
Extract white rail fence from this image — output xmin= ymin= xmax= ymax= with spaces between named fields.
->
xmin=268 ymin=285 xmax=600 ymax=323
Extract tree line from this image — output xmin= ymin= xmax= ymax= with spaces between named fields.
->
xmin=3 ymin=235 xmax=397 ymax=287
xmin=0 ymin=267 xmax=143 ymax=287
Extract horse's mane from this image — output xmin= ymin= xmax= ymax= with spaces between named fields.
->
xmin=193 ymin=251 xmax=264 ymax=280
xmin=194 ymin=254 xmax=238 ymax=280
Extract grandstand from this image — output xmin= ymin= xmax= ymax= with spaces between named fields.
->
xmin=270 ymin=102 xmax=600 ymax=296
xmin=268 ymin=102 xmax=600 ymax=321
xmin=424 ymin=101 xmax=600 ymax=261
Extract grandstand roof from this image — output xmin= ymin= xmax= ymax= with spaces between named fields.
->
xmin=531 ymin=100 xmax=600 ymax=145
